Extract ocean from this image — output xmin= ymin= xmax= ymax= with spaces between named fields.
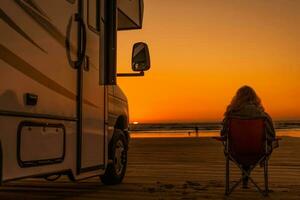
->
xmin=130 ymin=129 xmax=300 ymax=138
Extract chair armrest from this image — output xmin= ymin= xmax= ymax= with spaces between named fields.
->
xmin=272 ymin=137 xmax=282 ymax=149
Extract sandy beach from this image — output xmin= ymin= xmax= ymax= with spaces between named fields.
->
xmin=0 ymin=137 xmax=300 ymax=200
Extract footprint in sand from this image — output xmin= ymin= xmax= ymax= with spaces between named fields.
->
xmin=184 ymin=181 xmax=208 ymax=191
xmin=208 ymin=180 xmax=223 ymax=187
xmin=145 ymin=182 xmax=175 ymax=193
xmin=156 ymin=181 xmax=175 ymax=190
xmin=185 ymin=181 xmax=201 ymax=187
xmin=147 ymin=187 xmax=156 ymax=193
xmin=161 ymin=184 xmax=175 ymax=189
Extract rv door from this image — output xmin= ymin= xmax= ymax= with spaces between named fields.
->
xmin=77 ymin=0 xmax=106 ymax=173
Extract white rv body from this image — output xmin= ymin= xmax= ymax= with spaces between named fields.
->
xmin=0 ymin=0 xmax=144 ymax=183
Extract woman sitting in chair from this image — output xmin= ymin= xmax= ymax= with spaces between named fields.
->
xmin=221 ymin=85 xmax=276 ymax=188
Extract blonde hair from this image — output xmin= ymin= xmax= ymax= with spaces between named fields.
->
xmin=225 ymin=85 xmax=264 ymax=116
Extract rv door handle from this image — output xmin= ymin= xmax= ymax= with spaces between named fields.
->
xmin=84 ymin=56 xmax=90 ymax=71
xmin=75 ymin=14 xmax=87 ymax=69
xmin=65 ymin=14 xmax=87 ymax=69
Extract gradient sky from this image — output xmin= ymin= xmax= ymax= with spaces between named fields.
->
xmin=117 ymin=0 xmax=300 ymax=123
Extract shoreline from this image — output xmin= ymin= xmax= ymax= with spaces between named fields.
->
xmin=130 ymin=121 xmax=300 ymax=133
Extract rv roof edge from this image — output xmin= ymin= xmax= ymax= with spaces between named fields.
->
xmin=117 ymin=0 xmax=143 ymax=30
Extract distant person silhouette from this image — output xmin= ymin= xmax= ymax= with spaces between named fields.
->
xmin=220 ymin=85 xmax=276 ymax=188
xmin=195 ymin=126 xmax=199 ymax=137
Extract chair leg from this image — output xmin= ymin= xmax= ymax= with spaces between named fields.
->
xmin=242 ymin=168 xmax=250 ymax=189
xmin=225 ymin=156 xmax=230 ymax=195
xmin=248 ymin=176 xmax=265 ymax=195
xmin=264 ymin=160 xmax=269 ymax=196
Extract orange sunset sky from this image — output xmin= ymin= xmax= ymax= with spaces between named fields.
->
xmin=117 ymin=0 xmax=300 ymax=123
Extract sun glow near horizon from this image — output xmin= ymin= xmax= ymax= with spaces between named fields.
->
xmin=117 ymin=0 xmax=300 ymax=123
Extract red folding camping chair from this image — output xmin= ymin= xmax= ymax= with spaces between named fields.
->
xmin=213 ymin=117 xmax=280 ymax=196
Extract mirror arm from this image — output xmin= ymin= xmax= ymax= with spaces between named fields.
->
xmin=117 ymin=71 xmax=144 ymax=77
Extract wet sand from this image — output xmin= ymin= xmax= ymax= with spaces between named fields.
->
xmin=1 ymin=137 xmax=300 ymax=199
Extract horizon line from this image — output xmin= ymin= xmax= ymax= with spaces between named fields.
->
xmin=130 ymin=119 xmax=300 ymax=124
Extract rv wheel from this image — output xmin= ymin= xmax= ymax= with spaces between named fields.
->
xmin=100 ymin=129 xmax=128 ymax=185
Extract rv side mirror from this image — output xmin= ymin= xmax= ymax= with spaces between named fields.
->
xmin=131 ymin=42 xmax=150 ymax=72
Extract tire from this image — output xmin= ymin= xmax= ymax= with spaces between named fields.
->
xmin=100 ymin=129 xmax=128 ymax=185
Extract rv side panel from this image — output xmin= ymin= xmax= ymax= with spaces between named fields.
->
xmin=0 ymin=0 xmax=79 ymax=181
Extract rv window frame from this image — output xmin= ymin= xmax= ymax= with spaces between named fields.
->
xmin=87 ymin=0 xmax=100 ymax=34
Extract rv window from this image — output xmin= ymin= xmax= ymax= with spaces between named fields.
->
xmin=88 ymin=0 xmax=100 ymax=32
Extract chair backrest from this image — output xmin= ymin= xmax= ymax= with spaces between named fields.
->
xmin=227 ymin=118 xmax=266 ymax=166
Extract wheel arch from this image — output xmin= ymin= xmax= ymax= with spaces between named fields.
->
xmin=114 ymin=115 xmax=129 ymax=143
xmin=114 ymin=115 xmax=128 ymax=131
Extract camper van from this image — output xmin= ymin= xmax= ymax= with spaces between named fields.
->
xmin=0 ymin=0 xmax=150 ymax=185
